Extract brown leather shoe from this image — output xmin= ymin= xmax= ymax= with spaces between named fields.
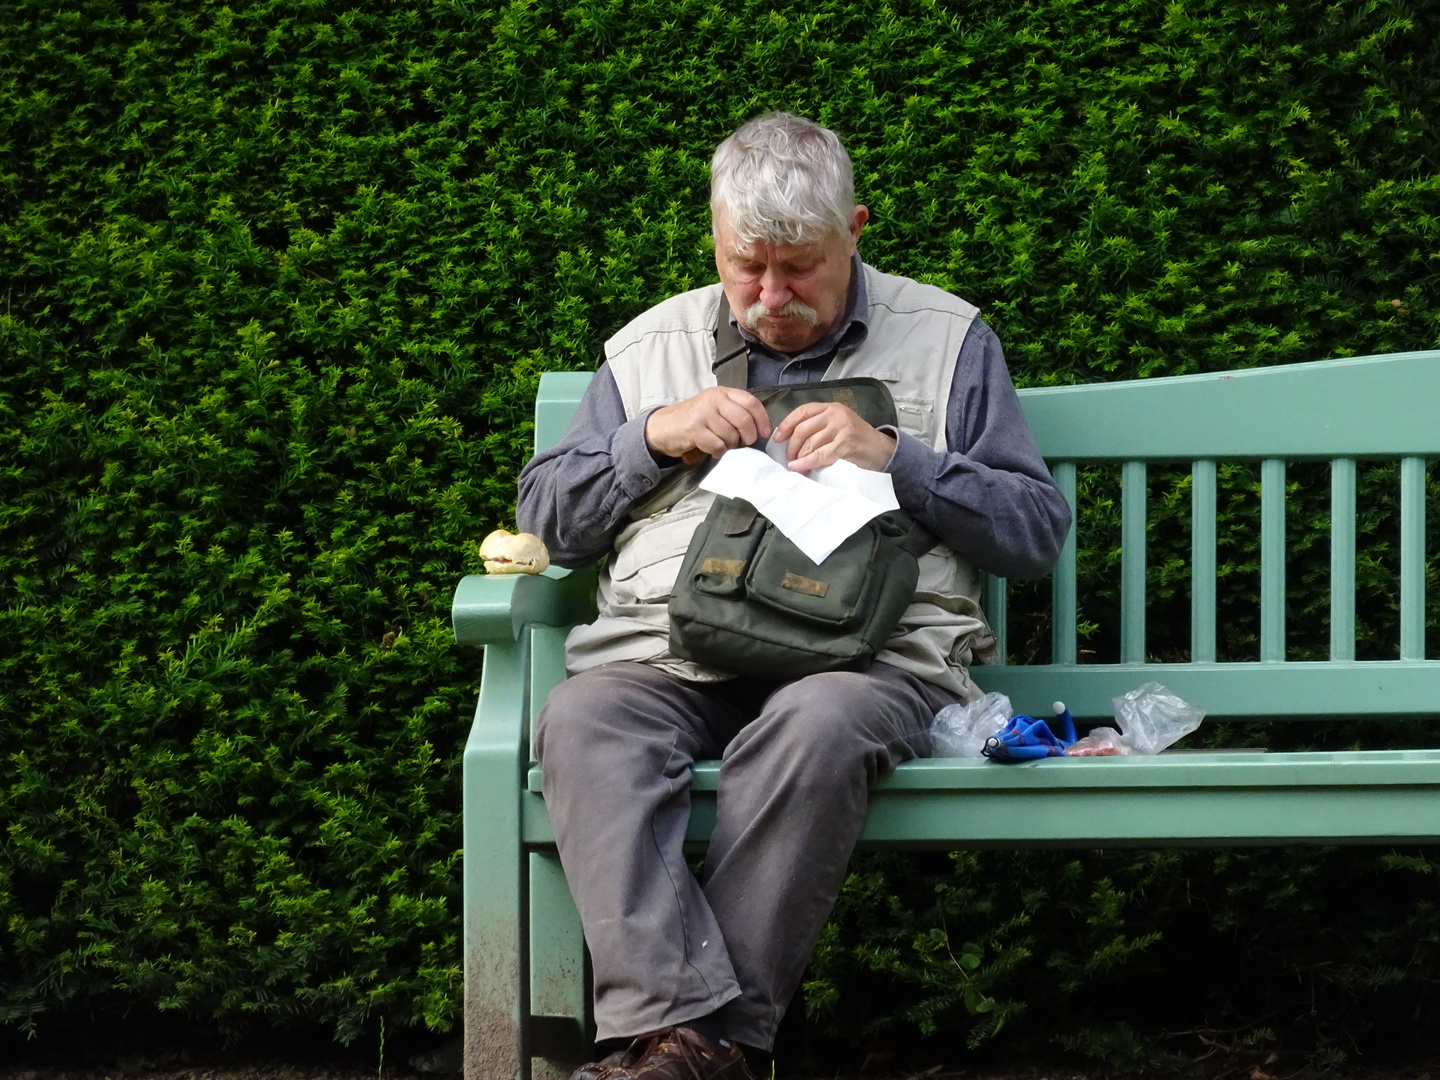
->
xmin=625 ymin=1026 xmax=757 ymax=1080
xmin=568 ymin=1045 xmax=644 ymax=1080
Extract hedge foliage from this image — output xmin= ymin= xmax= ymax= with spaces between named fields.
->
xmin=2 ymin=0 xmax=1439 ymax=1060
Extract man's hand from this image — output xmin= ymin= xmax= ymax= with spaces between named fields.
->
xmin=645 ymin=386 xmax=773 ymax=464
xmin=772 ymin=402 xmax=896 ymax=473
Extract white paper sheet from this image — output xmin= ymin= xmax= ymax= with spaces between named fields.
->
xmin=698 ymin=447 xmax=900 ymax=564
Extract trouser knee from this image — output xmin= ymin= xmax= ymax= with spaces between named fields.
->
xmin=728 ymin=669 xmax=928 ymax=783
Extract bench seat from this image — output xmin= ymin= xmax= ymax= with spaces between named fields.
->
xmin=518 ymin=751 xmax=1440 ymax=849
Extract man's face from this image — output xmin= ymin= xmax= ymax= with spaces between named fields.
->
xmin=713 ymin=205 xmax=868 ymax=355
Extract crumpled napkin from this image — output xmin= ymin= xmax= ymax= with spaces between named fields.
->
xmin=699 ymin=447 xmax=900 ymax=564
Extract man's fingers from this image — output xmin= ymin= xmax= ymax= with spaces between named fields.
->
xmin=785 ymin=413 xmax=830 ymax=450
xmin=723 ymin=388 xmax=773 ymax=442
xmin=783 ymin=411 xmax=844 ymax=465
xmin=786 ymin=437 xmax=838 ymax=473
xmin=647 ymin=387 xmax=770 ymax=462
xmin=689 ymin=399 xmax=762 ymax=460
xmin=773 ymin=401 xmax=829 ymax=443
xmin=713 ymin=395 xmax=769 ymax=448
xmin=775 ymin=401 xmax=895 ymax=472
xmin=668 ymin=394 xmax=891 ymax=470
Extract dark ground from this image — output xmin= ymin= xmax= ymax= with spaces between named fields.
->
xmin=3 ymin=1022 xmax=1440 ymax=1080
xmin=4 ymin=1058 xmax=1440 ymax=1080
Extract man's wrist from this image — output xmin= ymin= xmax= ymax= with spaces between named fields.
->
xmin=883 ymin=429 xmax=938 ymax=511
xmin=642 ymin=404 xmax=682 ymax=464
xmin=616 ymin=411 xmax=677 ymax=495
xmin=871 ymin=425 xmax=899 ymax=471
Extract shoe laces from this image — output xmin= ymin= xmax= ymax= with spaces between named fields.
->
xmin=632 ymin=1025 xmax=719 ymax=1080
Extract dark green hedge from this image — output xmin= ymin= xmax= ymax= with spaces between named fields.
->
xmin=2 ymin=0 xmax=1438 ymax=1061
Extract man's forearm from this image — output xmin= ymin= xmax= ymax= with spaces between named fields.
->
xmin=516 ymin=366 xmax=675 ymax=567
xmin=885 ymin=322 xmax=1072 ymax=579
xmin=887 ymin=432 xmax=1070 ymax=578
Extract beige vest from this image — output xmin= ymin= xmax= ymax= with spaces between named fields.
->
xmin=564 ymin=263 xmax=997 ymax=698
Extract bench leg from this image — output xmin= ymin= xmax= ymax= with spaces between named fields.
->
xmin=529 ymin=851 xmax=588 ymax=1080
xmin=464 ymin=636 xmax=530 ymax=1080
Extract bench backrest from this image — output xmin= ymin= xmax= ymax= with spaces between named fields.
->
xmin=535 ymin=351 xmax=1440 ymax=719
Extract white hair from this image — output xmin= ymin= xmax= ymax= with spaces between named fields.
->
xmin=710 ymin=112 xmax=856 ymax=246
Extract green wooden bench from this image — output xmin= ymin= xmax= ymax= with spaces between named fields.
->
xmin=453 ymin=351 xmax=1440 ymax=1080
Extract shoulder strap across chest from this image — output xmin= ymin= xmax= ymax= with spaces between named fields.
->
xmin=713 ymin=293 xmax=748 ymax=389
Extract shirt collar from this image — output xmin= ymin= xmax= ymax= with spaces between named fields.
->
xmin=729 ymin=252 xmax=870 ymax=364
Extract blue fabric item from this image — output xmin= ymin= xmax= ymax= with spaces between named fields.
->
xmin=982 ymin=706 xmax=1077 ymax=763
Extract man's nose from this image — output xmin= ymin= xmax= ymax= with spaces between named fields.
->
xmin=758 ymin=271 xmax=793 ymax=310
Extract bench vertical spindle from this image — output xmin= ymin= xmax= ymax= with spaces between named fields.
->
xmin=1052 ymin=462 xmax=1078 ymax=664
xmin=1330 ymin=458 xmax=1357 ymax=661
xmin=1400 ymin=456 xmax=1427 ymax=660
xmin=984 ymin=575 xmax=1008 ymax=665
xmin=1191 ymin=459 xmax=1218 ymax=663
xmin=1121 ymin=461 xmax=1147 ymax=663
xmin=1260 ymin=458 xmax=1286 ymax=662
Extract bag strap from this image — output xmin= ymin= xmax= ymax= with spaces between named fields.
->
xmin=898 ymin=520 xmax=937 ymax=556
xmin=714 ymin=292 xmax=748 ymax=389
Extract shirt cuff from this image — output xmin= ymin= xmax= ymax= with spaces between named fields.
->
xmin=613 ymin=408 xmax=678 ymax=498
xmin=885 ymin=429 xmax=941 ymax=511
xmin=873 ymin=424 xmax=901 ymax=470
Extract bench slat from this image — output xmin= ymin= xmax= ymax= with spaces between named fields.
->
xmin=854 ymin=786 xmax=1440 ymax=848
xmin=1022 ymin=351 xmax=1440 ymax=460
xmin=527 ymin=750 xmax=1440 ymax=792
xmin=973 ymin=659 xmax=1440 ymax=719
xmin=984 ymin=574 xmax=1007 ymax=665
xmin=522 ymin=751 xmax=1440 ymax=847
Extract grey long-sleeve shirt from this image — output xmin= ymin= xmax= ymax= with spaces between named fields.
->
xmin=518 ymin=267 xmax=1071 ymax=579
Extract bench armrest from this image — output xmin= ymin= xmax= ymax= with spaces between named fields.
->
xmin=452 ymin=567 xmax=599 ymax=646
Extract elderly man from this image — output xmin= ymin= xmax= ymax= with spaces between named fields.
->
xmin=517 ymin=112 xmax=1070 ymax=1080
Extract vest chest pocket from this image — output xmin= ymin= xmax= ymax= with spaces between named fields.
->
xmin=609 ymin=506 xmax=709 ymax=604
xmin=893 ymin=396 xmax=935 ymax=443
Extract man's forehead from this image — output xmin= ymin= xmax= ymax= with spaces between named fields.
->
xmin=716 ymin=217 xmax=835 ymax=261
xmin=727 ymin=236 xmax=829 ymax=262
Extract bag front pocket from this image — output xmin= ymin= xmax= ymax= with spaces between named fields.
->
xmin=744 ymin=524 xmax=880 ymax=628
xmin=689 ymin=499 xmax=766 ymax=599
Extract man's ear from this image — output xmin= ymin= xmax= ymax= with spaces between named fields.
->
xmin=849 ymin=205 xmax=869 ymax=247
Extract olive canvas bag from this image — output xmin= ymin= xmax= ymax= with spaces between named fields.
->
xmin=667 ymin=297 xmax=935 ymax=679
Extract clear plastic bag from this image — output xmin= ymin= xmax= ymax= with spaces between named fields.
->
xmin=1065 ymin=726 xmax=1127 ymax=756
xmin=1065 ymin=682 xmax=1205 ymax=757
xmin=931 ymin=691 xmax=1012 ymax=757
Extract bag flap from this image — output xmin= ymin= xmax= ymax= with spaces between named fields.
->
xmin=748 ymin=378 xmax=898 ymax=436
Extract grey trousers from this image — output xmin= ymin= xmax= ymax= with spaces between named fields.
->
xmin=534 ymin=660 xmax=961 ymax=1050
